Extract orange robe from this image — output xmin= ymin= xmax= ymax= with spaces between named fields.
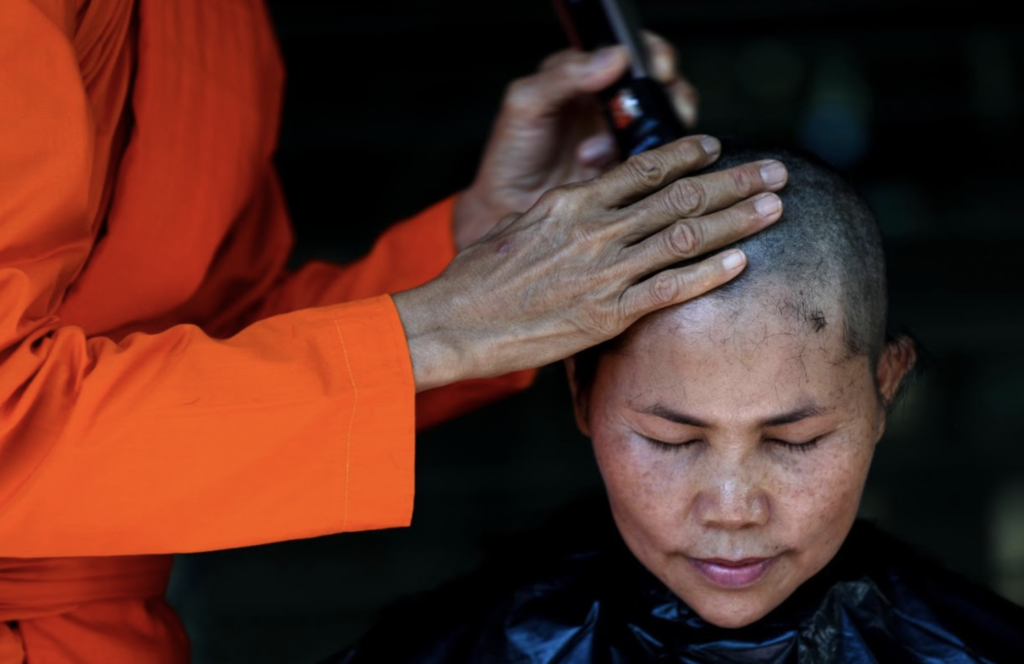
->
xmin=0 ymin=0 xmax=533 ymax=661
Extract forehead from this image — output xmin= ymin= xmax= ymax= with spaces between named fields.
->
xmin=605 ymin=293 xmax=865 ymax=416
xmin=628 ymin=287 xmax=844 ymax=356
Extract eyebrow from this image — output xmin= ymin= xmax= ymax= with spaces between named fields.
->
xmin=637 ymin=403 xmax=831 ymax=428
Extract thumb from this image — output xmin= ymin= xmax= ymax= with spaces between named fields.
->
xmin=503 ymin=46 xmax=629 ymax=121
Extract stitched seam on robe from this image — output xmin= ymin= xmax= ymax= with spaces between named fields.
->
xmin=329 ymin=308 xmax=358 ymax=531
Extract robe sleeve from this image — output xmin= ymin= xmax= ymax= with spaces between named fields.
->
xmin=243 ymin=195 xmax=536 ymax=432
xmin=0 ymin=0 xmax=432 ymax=557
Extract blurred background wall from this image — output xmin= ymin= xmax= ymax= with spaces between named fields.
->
xmin=166 ymin=1 xmax=1024 ymax=662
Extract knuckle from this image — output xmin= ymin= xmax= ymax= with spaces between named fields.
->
xmin=729 ymin=165 xmax=760 ymax=196
xmin=665 ymin=179 xmax=706 ymax=217
xmin=534 ymin=187 xmax=563 ymax=210
xmin=731 ymin=204 xmax=759 ymax=232
xmin=536 ymin=186 xmax=581 ymax=219
xmin=667 ymin=221 xmax=701 ymax=257
xmin=624 ymin=152 xmax=668 ymax=188
xmin=649 ymin=273 xmax=680 ymax=306
xmin=680 ymin=136 xmax=707 ymax=161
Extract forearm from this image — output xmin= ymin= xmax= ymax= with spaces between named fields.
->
xmin=0 ymin=298 xmax=416 ymax=556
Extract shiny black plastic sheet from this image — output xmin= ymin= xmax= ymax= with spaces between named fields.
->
xmin=328 ymin=518 xmax=1024 ymax=663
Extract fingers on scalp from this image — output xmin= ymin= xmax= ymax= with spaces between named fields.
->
xmin=619 ymin=135 xmax=708 ymax=187
xmin=623 ymin=270 xmax=682 ymax=319
xmin=757 ymin=159 xmax=788 ymax=189
xmin=637 ymin=197 xmax=775 ymax=270
xmin=684 ymin=161 xmax=778 ymax=212
xmin=749 ymin=192 xmax=783 ymax=221
xmin=662 ymin=178 xmax=708 ymax=217
xmin=594 ymin=135 xmax=717 ymax=206
xmin=635 ymin=157 xmax=782 ymax=229
xmin=619 ymin=220 xmax=701 ymax=279
xmin=627 ymin=254 xmax=735 ymax=316
xmin=647 ymin=271 xmax=682 ymax=308
xmin=622 ymin=150 xmax=674 ymax=190
xmin=726 ymin=162 xmax=767 ymax=198
xmin=687 ymin=195 xmax=780 ymax=248
xmin=666 ymin=220 xmax=702 ymax=257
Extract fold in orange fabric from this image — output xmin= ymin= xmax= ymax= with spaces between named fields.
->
xmin=0 ymin=0 xmax=533 ymax=661
xmin=0 ymin=557 xmax=187 ymax=664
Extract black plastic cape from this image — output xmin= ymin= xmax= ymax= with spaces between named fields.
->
xmin=327 ymin=515 xmax=1024 ymax=663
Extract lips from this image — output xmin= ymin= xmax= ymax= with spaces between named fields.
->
xmin=687 ymin=556 xmax=777 ymax=589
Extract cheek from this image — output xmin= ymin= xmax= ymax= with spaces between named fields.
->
xmin=591 ymin=420 xmax=688 ymax=549
xmin=592 ymin=428 xmax=659 ymax=511
xmin=778 ymin=433 xmax=876 ymax=554
xmin=779 ymin=381 xmax=885 ymax=548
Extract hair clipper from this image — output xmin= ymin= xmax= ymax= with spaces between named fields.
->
xmin=554 ymin=0 xmax=687 ymax=157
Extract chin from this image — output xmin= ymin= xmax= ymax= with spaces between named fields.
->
xmin=687 ymin=595 xmax=780 ymax=629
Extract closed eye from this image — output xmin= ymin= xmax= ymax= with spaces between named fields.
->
xmin=641 ymin=435 xmax=702 ymax=453
xmin=766 ymin=437 xmax=822 ymax=453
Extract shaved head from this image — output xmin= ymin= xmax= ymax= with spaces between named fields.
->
xmin=703 ymin=145 xmax=886 ymax=359
xmin=575 ymin=145 xmax=888 ymax=390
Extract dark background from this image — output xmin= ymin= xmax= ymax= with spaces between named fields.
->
xmin=166 ymin=2 xmax=1024 ymax=662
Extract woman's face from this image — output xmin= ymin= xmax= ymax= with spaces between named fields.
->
xmin=571 ymin=294 xmax=912 ymax=629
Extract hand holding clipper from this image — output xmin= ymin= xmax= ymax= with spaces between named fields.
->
xmin=554 ymin=0 xmax=689 ymax=157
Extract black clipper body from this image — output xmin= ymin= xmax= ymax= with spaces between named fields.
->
xmin=554 ymin=0 xmax=687 ymax=157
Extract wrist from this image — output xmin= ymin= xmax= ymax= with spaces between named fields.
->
xmin=392 ymin=285 xmax=472 ymax=392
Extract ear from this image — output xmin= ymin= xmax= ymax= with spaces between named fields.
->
xmin=563 ymin=357 xmax=592 ymax=437
xmin=876 ymin=335 xmax=917 ymax=406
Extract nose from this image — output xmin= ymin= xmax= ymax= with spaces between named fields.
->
xmin=693 ymin=464 xmax=770 ymax=530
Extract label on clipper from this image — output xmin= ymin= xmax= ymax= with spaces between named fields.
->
xmin=610 ymin=88 xmax=641 ymax=129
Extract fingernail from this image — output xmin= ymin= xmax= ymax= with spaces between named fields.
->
xmin=721 ymin=250 xmax=745 ymax=271
xmin=653 ymin=52 xmax=673 ymax=82
xmin=674 ymin=90 xmax=698 ymax=127
xmin=589 ymin=46 xmax=620 ymax=71
xmin=578 ymin=134 xmax=616 ymax=164
xmin=754 ymin=193 xmax=781 ymax=217
xmin=759 ymin=160 xmax=787 ymax=187
xmin=700 ymin=135 xmax=721 ymax=156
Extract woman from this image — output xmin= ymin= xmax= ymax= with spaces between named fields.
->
xmin=331 ymin=146 xmax=1024 ymax=663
